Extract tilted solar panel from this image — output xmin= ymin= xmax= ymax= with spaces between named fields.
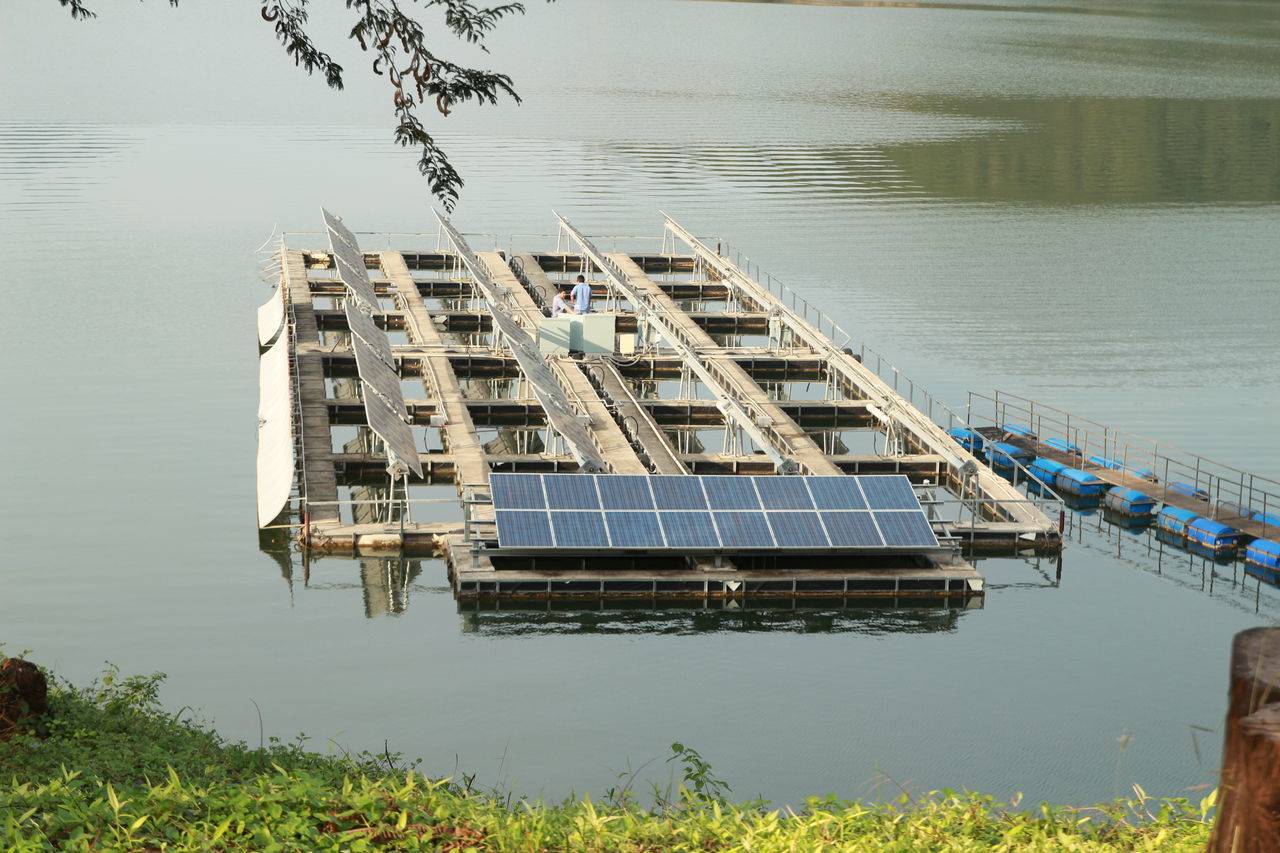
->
xmin=766 ymin=512 xmax=830 ymax=547
xmin=604 ymin=511 xmax=666 ymax=548
xmin=874 ymin=510 xmax=939 ymax=547
xmin=659 ymin=511 xmax=720 ymax=548
xmin=703 ymin=476 xmax=761 ymax=510
xmin=650 ymin=477 xmax=708 ymax=510
xmin=323 ymin=209 xmax=381 ymax=310
xmin=351 ymin=335 xmax=404 ymax=410
xmin=344 ymin=300 xmax=393 ymax=362
xmin=820 ymin=511 xmax=883 ymax=547
xmin=490 ymin=474 xmax=940 ymax=553
xmin=713 ymin=511 xmax=775 ymax=548
xmin=754 ymin=476 xmax=815 ymax=510
xmin=550 ymin=511 xmax=610 ymax=547
xmin=807 ymin=476 xmax=868 ymax=510
xmin=859 ymin=475 xmax=921 ymax=510
xmin=361 ymin=381 xmax=421 ymax=476
xmin=544 ymin=475 xmax=601 ymax=510
xmin=597 ymin=475 xmax=655 ymax=510
xmin=490 ymin=473 xmax=546 ymax=509
xmin=495 ymin=510 xmax=553 ymax=547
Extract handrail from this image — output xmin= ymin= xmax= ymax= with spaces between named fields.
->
xmin=969 ymin=391 xmax=1280 ymax=525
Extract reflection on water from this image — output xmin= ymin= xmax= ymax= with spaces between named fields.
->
xmin=261 ymin=547 xmax=993 ymax=629
xmin=608 ymin=95 xmax=1280 ymax=205
xmin=879 ymin=97 xmax=1280 ymax=204
xmin=1064 ymin=508 xmax=1280 ymax=618
xmin=456 ymin=596 xmax=975 ymax=636
xmin=265 ymin=553 xmax=440 ymax=618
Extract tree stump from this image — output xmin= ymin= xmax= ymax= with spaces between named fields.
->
xmin=0 ymin=657 xmax=49 ymax=740
xmin=1208 ymin=627 xmax=1280 ymax=853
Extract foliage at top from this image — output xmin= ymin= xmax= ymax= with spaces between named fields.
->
xmin=53 ymin=0 xmax=555 ymax=210
xmin=0 ymin=661 xmax=1217 ymax=851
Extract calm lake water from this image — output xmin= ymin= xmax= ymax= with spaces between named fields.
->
xmin=2 ymin=0 xmax=1279 ymax=807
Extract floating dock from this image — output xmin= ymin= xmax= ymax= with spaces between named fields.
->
xmin=256 ymin=212 xmax=1063 ymax=600
xmin=967 ymin=391 xmax=1280 ymax=544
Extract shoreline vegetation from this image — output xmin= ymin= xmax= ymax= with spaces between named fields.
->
xmin=1 ymin=661 xmax=1214 ymax=851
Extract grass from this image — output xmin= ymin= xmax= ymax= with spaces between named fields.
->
xmin=0 ymin=661 xmax=1215 ymax=851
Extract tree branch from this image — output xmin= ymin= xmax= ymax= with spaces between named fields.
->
xmin=54 ymin=0 xmax=552 ymax=211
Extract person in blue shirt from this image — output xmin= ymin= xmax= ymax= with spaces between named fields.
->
xmin=570 ymin=274 xmax=592 ymax=314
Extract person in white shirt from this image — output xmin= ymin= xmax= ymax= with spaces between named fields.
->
xmin=571 ymin=275 xmax=592 ymax=314
xmin=551 ymin=288 xmax=576 ymax=316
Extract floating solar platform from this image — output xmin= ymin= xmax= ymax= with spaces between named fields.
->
xmin=262 ymin=216 xmax=1081 ymax=603
xmin=488 ymin=474 xmax=942 ymax=553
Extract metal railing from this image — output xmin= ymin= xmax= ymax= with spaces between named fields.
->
xmin=968 ymin=391 xmax=1280 ymax=535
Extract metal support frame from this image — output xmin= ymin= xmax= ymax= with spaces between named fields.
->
xmin=554 ymin=212 xmax=800 ymax=475
xmin=660 ymin=215 xmax=996 ymax=475
xmin=434 ymin=211 xmax=608 ymax=473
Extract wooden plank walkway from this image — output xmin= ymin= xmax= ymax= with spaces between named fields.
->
xmin=606 ymin=253 xmax=844 ymax=477
xmin=380 ymin=251 xmax=494 ymax=522
xmin=477 ymin=252 xmax=650 ymax=476
xmin=284 ymin=249 xmax=341 ymax=525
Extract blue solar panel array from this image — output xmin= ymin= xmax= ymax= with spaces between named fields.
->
xmin=490 ymin=474 xmax=939 ymax=551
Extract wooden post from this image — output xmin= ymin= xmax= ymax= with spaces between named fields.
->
xmin=1209 ymin=627 xmax=1280 ymax=853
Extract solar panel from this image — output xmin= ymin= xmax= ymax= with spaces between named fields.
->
xmin=807 ymin=476 xmax=868 ymax=510
xmin=344 ymin=300 xmax=393 ymax=361
xmin=323 ymin=209 xmax=381 ymax=311
xmin=362 ymin=382 xmax=421 ymax=476
xmin=550 ymin=511 xmax=609 ymax=547
xmin=874 ymin=510 xmax=939 ymax=547
xmin=495 ymin=510 xmax=553 ymax=547
xmin=490 ymin=474 xmax=546 ymax=509
xmin=859 ymin=476 xmax=921 ymax=510
xmin=821 ymin=511 xmax=883 ymax=547
xmin=713 ymin=511 xmax=775 ymax=547
xmin=650 ymin=477 xmax=708 ymax=510
xmin=351 ymin=333 xmax=401 ymax=395
xmin=766 ymin=512 xmax=830 ymax=547
xmin=604 ymin=512 xmax=666 ymax=547
xmin=597 ymin=475 xmax=654 ymax=510
xmin=659 ymin=512 xmax=720 ymax=547
xmin=544 ymin=476 xmax=601 ymax=509
xmin=754 ymin=476 xmax=815 ymax=510
xmin=703 ymin=477 xmax=761 ymax=510
xmin=489 ymin=475 xmax=941 ymax=553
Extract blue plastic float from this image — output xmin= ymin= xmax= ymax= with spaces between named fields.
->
xmin=1055 ymin=468 xmax=1106 ymax=498
xmin=1245 ymin=539 xmax=1280 ymax=585
xmin=1246 ymin=539 xmax=1280 ymax=572
xmin=1186 ymin=518 xmax=1240 ymax=552
xmin=985 ymin=442 xmax=1032 ymax=469
xmin=1168 ymin=481 xmax=1211 ymax=501
xmin=1253 ymin=511 xmax=1280 ymax=530
xmin=1157 ymin=506 xmax=1200 ymax=536
xmin=947 ymin=428 xmax=984 ymax=453
xmin=1103 ymin=487 xmax=1155 ymax=517
xmin=1002 ymin=424 xmax=1037 ymax=439
xmin=1028 ymin=458 xmax=1069 ymax=488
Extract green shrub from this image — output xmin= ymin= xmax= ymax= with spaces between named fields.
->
xmin=0 ymin=663 xmax=1215 ymax=852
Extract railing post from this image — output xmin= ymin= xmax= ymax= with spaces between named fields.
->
xmin=1208 ymin=627 xmax=1280 ymax=853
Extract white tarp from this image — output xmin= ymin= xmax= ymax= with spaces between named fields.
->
xmin=257 ymin=286 xmax=285 ymax=346
xmin=256 ymin=336 xmax=295 ymax=527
